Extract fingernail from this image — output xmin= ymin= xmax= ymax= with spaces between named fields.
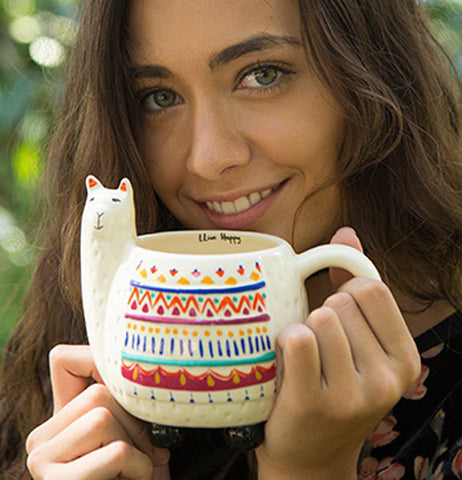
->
xmin=340 ymin=226 xmax=357 ymax=237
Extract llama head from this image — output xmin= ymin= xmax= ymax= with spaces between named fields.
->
xmin=82 ymin=175 xmax=136 ymax=239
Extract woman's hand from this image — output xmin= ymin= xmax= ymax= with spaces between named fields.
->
xmin=26 ymin=345 xmax=170 ymax=480
xmin=256 ymin=227 xmax=421 ymax=480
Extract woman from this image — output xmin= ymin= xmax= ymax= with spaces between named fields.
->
xmin=1 ymin=0 xmax=461 ymax=478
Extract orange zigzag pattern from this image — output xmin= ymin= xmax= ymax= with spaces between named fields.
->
xmin=127 ymin=287 xmax=266 ymax=315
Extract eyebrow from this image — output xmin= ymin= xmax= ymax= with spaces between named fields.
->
xmin=129 ymin=33 xmax=301 ymax=80
xmin=208 ymin=33 xmax=302 ymax=70
xmin=129 ymin=64 xmax=173 ymax=80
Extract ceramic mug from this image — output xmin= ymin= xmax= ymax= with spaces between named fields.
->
xmin=81 ymin=176 xmax=381 ymax=429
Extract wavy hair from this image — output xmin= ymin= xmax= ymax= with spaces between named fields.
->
xmin=1 ymin=0 xmax=461 ymax=477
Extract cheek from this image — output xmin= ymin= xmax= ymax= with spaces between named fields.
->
xmin=240 ymin=93 xmax=345 ymax=176
xmin=140 ymin=123 xmax=187 ymax=189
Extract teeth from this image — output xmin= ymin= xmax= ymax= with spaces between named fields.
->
xmin=234 ymin=195 xmax=251 ymax=212
xmin=205 ymin=185 xmax=279 ymax=215
xmin=248 ymin=192 xmax=261 ymax=205
xmin=221 ymin=201 xmax=236 ymax=214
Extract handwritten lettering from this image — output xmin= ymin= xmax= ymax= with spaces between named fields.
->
xmin=198 ymin=233 xmax=217 ymax=243
xmin=197 ymin=232 xmax=242 ymax=245
xmin=220 ymin=233 xmax=242 ymax=245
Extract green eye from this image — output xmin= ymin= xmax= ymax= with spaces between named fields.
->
xmin=239 ymin=65 xmax=290 ymax=90
xmin=253 ymin=67 xmax=278 ymax=86
xmin=139 ymin=88 xmax=179 ymax=113
xmin=153 ymin=89 xmax=177 ymax=108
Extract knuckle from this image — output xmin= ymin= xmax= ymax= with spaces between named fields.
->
xmin=279 ymin=323 xmax=315 ymax=354
xmin=48 ymin=344 xmax=69 ymax=367
xmin=88 ymin=405 xmax=114 ymax=429
xmin=358 ymin=279 xmax=391 ymax=301
xmin=341 ymin=277 xmax=390 ymax=300
xmin=368 ymin=369 xmax=403 ymax=408
xmin=323 ymin=291 xmax=355 ymax=311
xmin=26 ymin=427 xmax=40 ymax=454
xmin=108 ymin=440 xmax=132 ymax=463
xmin=84 ymin=382 xmax=112 ymax=407
xmin=397 ymin=352 xmax=421 ymax=385
xmin=26 ymin=448 xmax=44 ymax=479
xmin=306 ymin=306 xmax=337 ymax=331
xmin=406 ymin=351 xmax=423 ymax=385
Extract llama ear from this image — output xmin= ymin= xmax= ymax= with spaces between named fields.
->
xmin=118 ymin=177 xmax=133 ymax=195
xmin=86 ymin=175 xmax=103 ymax=193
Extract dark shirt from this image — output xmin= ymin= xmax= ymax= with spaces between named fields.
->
xmin=358 ymin=311 xmax=462 ymax=479
xmin=169 ymin=312 xmax=462 ymax=480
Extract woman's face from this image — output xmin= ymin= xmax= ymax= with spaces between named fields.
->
xmin=127 ymin=0 xmax=345 ymax=251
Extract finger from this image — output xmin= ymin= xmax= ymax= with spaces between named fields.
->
xmin=49 ymin=344 xmax=103 ymax=413
xmin=339 ymin=277 xmax=421 ymax=383
xmin=339 ymin=278 xmax=415 ymax=356
xmin=27 ymin=383 xmax=169 ymax=466
xmin=329 ymin=227 xmax=364 ymax=289
xmin=322 ymin=292 xmax=387 ymax=372
xmin=304 ymin=305 xmax=357 ymax=388
xmin=276 ymin=323 xmax=322 ymax=399
xmin=52 ymin=441 xmax=155 ymax=480
xmin=36 ymin=407 xmax=134 ymax=464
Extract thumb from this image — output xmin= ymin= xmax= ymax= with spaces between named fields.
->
xmin=328 ymin=227 xmax=364 ymax=290
xmin=49 ymin=344 xmax=104 ymax=413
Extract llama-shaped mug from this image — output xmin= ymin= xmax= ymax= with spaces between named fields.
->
xmin=81 ymin=175 xmax=380 ymax=446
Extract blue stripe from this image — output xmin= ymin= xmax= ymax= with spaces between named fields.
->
xmin=130 ymin=279 xmax=265 ymax=294
xmin=121 ymin=351 xmax=275 ymax=367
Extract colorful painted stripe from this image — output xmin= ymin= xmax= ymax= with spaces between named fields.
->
xmin=124 ymin=313 xmax=270 ymax=325
xmin=121 ymin=361 xmax=276 ymax=391
xmin=120 ymin=350 xmax=275 ymax=367
xmin=130 ymin=279 xmax=265 ymax=294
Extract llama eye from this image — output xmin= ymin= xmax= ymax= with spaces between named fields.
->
xmin=112 ymin=198 xmax=121 ymax=203
xmin=89 ymin=197 xmax=95 ymax=202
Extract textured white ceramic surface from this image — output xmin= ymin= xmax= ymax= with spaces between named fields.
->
xmin=81 ymin=175 xmax=381 ymax=427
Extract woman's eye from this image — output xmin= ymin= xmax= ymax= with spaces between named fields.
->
xmin=140 ymin=88 xmax=179 ymax=112
xmin=239 ymin=66 xmax=282 ymax=89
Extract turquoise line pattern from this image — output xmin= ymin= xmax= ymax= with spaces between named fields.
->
xmin=121 ymin=350 xmax=276 ymax=367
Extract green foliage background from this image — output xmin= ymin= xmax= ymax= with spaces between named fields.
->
xmin=0 ymin=0 xmax=461 ymax=349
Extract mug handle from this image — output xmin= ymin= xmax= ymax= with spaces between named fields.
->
xmin=297 ymin=244 xmax=381 ymax=281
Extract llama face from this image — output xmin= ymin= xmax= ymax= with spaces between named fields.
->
xmin=83 ymin=175 xmax=134 ymax=234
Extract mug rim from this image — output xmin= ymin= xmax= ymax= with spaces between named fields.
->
xmin=134 ymin=229 xmax=287 ymax=257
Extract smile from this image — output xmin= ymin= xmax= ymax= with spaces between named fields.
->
xmin=204 ymin=185 xmax=280 ymax=215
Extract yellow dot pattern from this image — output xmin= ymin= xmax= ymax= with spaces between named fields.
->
xmin=125 ymin=321 xmax=269 ymax=339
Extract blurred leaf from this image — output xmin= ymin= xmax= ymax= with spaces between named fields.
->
xmin=12 ymin=141 xmax=43 ymax=187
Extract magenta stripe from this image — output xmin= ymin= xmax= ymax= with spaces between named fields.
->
xmin=124 ymin=313 xmax=270 ymax=325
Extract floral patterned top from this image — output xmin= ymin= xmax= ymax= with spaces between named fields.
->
xmin=358 ymin=311 xmax=462 ymax=480
xmin=169 ymin=311 xmax=462 ymax=480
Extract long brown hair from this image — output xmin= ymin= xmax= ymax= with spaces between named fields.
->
xmin=299 ymin=0 xmax=462 ymax=308
xmin=1 ymin=0 xmax=461 ymax=477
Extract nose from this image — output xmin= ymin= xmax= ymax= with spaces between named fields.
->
xmin=186 ymin=100 xmax=251 ymax=180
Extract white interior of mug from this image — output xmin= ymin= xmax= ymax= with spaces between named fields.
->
xmin=136 ymin=230 xmax=281 ymax=254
